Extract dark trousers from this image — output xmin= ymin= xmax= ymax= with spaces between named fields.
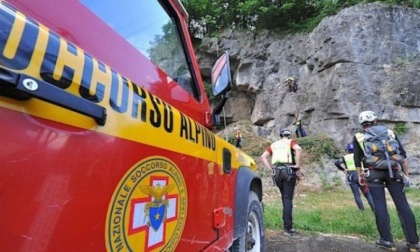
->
xmin=276 ymin=169 xmax=297 ymax=231
xmin=348 ymin=172 xmax=375 ymax=212
xmin=235 ymin=138 xmax=241 ymax=148
xmin=366 ymin=169 xmax=419 ymax=243
xmin=295 ymin=125 xmax=304 ymax=138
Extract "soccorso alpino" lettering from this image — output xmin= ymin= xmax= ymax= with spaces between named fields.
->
xmin=0 ymin=4 xmax=215 ymax=151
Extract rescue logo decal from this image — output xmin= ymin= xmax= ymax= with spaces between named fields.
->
xmin=106 ymin=157 xmax=187 ymax=252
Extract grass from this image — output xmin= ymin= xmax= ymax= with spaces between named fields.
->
xmin=264 ymin=186 xmax=420 ymax=241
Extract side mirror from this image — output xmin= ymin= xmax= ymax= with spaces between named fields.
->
xmin=211 ymin=51 xmax=232 ymax=96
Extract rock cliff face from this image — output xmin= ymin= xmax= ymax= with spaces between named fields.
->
xmin=196 ymin=3 xmax=420 ymax=180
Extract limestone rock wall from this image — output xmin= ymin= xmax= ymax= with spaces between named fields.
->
xmin=196 ymin=3 xmax=420 ymax=181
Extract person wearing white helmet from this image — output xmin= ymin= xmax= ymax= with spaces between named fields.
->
xmin=358 ymin=110 xmax=378 ymax=125
xmin=261 ymin=128 xmax=302 ymax=237
xmin=352 ymin=110 xmax=419 ymax=251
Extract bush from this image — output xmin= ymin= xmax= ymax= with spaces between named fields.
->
xmin=393 ymin=122 xmax=408 ymax=135
xmin=297 ymin=135 xmax=341 ymax=164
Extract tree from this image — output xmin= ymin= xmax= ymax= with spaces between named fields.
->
xmin=181 ymin=0 xmax=419 ymax=41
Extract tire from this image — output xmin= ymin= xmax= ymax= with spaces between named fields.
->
xmin=230 ymin=191 xmax=266 ymax=252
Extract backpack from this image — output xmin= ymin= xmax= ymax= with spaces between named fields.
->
xmin=356 ymin=125 xmax=403 ymax=172
xmin=300 ymin=128 xmax=307 ymax=137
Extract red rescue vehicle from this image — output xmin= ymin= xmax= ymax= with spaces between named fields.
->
xmin=0 ymin=0 xmax=265 ymax=251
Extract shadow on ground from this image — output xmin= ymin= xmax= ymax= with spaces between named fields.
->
xmin=266 ymin=230 xmax=409 ymax=252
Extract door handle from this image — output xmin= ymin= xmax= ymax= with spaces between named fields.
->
xmin=0 ymin=67 xmax=107 ymax=126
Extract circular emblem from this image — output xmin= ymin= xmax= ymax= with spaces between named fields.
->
xmin=105 ymin=156 xmax=187 ymax=252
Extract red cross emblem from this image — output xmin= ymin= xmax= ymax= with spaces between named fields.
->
xmin=128 ymin=176 xmax=178 ymax=251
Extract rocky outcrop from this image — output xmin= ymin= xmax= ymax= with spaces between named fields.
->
xmin=196 ymin=3 xmax=420 ymax=181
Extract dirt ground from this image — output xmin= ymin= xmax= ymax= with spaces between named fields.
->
xmin=265 ymin=229 xmax=411 ymax=252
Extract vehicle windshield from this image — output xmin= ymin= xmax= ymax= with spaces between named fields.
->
xmin=81 ymin=0 xmax=198 ymax=99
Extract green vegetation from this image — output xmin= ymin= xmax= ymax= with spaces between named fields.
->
xmin=393 ymin=54 xmax=416 ymax=66
xmin=264 ymin=187 xmax=420 ymax=241
xmin=394 ymin=122 xmax=409 ymax=135
xmin=295 ymin=135 xmax=342 ymax=189
xmin=204 ymin=81 xmax=222 ymax=105
xmin=297 ymin=134 xmax=341 ymax=164
xmin=181 ymin=0 xmax=420 ymax=41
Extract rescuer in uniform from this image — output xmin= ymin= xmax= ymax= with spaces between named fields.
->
xmin=261 ymin=128 xmax=302 ymax=237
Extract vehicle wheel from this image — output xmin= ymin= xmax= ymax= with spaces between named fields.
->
xmin=230 ymin=191 xmax=265 ymax=252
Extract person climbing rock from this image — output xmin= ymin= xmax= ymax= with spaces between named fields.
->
xmin=293 ymin=113 xmax=306 ymax=138
xmin=283 ymin=76 xmax=298 ymax=93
